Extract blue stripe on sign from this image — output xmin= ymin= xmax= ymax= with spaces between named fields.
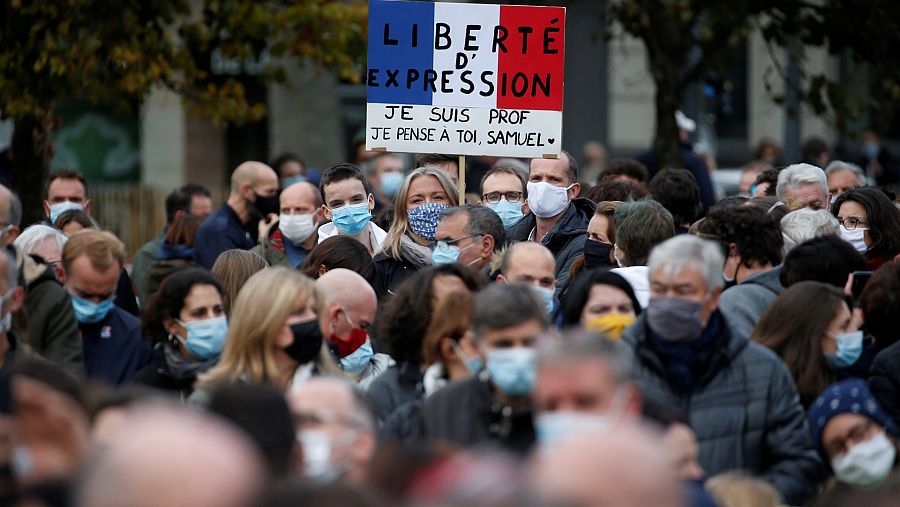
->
xmin=367 ymin=0 xmax=434 ymax=105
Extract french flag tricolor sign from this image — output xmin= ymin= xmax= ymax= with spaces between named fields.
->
xmin=365 ymin=0 xmax=565 ymax=158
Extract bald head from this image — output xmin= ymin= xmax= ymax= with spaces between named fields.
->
xmin=77 ymin=402 xmax=264 ymax=507
xmin=532 ymin=425 xmax=683 ymax=507
xmin=500 ymin=242 xmax=557 ymax=292
xmin=316 ymin=268 xmax=377 ymax=343
xmin=231 ymin=161 xmax=279 ymax=195
xmin=280 ymin=181 xmax=322 ymax=209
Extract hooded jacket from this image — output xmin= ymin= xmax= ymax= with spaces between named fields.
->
xmin=717 ymin=265 xmax=784 ymax=338
xmin=622 ymin=311 xmax=824 ymax=506
xmin=506 ymin=198 xmax=595 ymax=293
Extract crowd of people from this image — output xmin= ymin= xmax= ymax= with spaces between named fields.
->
xmin=1 ymin=127 xmax=900 ymax=507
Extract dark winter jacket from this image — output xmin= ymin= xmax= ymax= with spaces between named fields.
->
xmin=717 ymin=266 xmax=784 ymax=339
xmin=622 ymin=311 xmax=824 ymax=506
xmin=415 ymin=370 xmax=535 ymax=456
xmin=17 ymin=253 xmax=82 ymax=377
xmin=132 ymin=351 xmax=198 ymax=399
xmin=506 ymin=198 xmax=595 ymax=294
xmin=869 ymin=339 xmax=900 ymax=425
xmin=366 ymin=362 xmax=423 ymax=423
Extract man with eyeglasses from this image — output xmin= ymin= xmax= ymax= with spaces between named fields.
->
xmin=287 ymin=377 xmax=377 ymax=484
xmin=479 ymin=166 xmax=529 ymax=229
xmin=432 ymin=205 xmax=506 ymax=275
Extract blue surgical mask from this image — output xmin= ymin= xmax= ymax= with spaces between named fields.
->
xmin=486 ymin=347 xmax=537 ymax=397
xmin=282 ymin=175 xmax=307 ymax=188
xmin=826 ymin=330 xmax=864 ymax=369
xmin=450 ymin=340 xmax=483 ymax=375
xmin=70 ymin=293 xmax=115 ymax=324
xmin=535 ymin=286 xmax=556 ymax=316
xmin=431 ymin=241 xmax=461 ymax=265
xmin=330 ymin=202 xmax=372 ymax=236
xmin=486 ymin=199 xmax=524 ymax=229
xmin=175 ymin=316 xmax=228 ymax=360
xmin=380 ymin=172 xmax=404 ymax=197
xmin=340 ymin=340 xmax=373 ymax=374
xmin=408 ymin=203 xmax=449 ymax=240
xmin=49 ymin=201 xmax=84 ymax=224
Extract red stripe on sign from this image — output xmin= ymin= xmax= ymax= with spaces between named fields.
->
xmin=496 ymin=5 xmax=565 ymax=111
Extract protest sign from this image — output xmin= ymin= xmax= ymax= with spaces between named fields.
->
xmin=365 ymin=0 xmax=565 ymax=159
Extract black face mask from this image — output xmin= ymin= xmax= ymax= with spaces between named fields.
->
xmin=284 ymin=320 xmax=323 ymax=364
xmin=584 ymin=240 xmax=614 ymax=271
xmin=253 ymin=192 xmax=280 ymax=217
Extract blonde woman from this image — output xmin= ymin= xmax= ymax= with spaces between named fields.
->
xmin=373 ymin=166 xmax=459 ymax=295
xmin=192 ymin=267 xmax=335 ymax=403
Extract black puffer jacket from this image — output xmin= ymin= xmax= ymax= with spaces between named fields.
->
xmin=622 ymin=312 xmax=825 ymax=506
xmin=506 ymin=198 xmax=594 ymax=292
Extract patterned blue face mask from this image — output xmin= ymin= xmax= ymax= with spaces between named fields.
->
xmin=407 ymin=202 xmax=449 ymax=240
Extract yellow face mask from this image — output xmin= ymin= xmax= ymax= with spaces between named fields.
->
xmin=585 ymin=313 xmax=637 ymax=341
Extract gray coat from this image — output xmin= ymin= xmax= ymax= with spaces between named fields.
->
xmin=622 ymin=312 xmax=824 ymax=506
xmin=718 ymin=266 xmax=784 ymax=338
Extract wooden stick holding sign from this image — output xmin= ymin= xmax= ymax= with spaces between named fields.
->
xmin=458 ymin=155 xmax=466 ymax=204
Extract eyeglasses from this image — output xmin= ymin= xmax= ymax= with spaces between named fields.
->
xmin=482 ymin=191 xmax=524 ymax=204
xmin=435 ymin=234 xmax=482 ymax=249
xmin=837 ymin=216 xmax=868 ymax=230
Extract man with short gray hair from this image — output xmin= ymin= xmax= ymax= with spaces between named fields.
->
xmin=418 ymin=282 xmax=549 ymax=455
xmin=532 ymin=330 xmax=642 ymax=446
xmin=433 ymin=205 xmax=505 ymax=273
xmin=824 ymin=160 xmax=865 ymax=199
xmin=621 ymin=235 xmax=823 ymax=505
xmin=776 ymin=163 xmax=829 ymax=211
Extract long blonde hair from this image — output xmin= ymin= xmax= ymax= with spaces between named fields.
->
xmin=196 ymin=267 xmax=321 ymax=389
xmin=378 ymin=166 xmax=458 ymax=260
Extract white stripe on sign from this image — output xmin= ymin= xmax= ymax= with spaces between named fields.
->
xmin=431 ymin=2 xmax=500 ymax=109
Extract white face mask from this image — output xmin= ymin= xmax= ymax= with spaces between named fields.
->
xmin=526 ymin=181 xmax=573 ymax=218
xmin=279 ymin=213 xmax=316 ymax=245
xmin=839 ymin=225 xmax=869 ymax=254
xmin=296 ymin=429 xmax=355 ymax=483
xmin=534 ymin=387 xmax=627 ymax=447
xmin=831 ymin=430 xmax=897 ymax=489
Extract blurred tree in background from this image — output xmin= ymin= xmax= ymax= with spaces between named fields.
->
xmin=0 ymin=0 xmax=366 ymax=225
xmin=605 ymin=0 xmax=900 ymax=169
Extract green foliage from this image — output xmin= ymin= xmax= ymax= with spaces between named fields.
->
xmin=0 ymin=0 xmax=368 ymax=125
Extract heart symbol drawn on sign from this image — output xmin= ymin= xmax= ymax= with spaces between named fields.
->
xmin=548 ymin=138 xmax=555 ymax=144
